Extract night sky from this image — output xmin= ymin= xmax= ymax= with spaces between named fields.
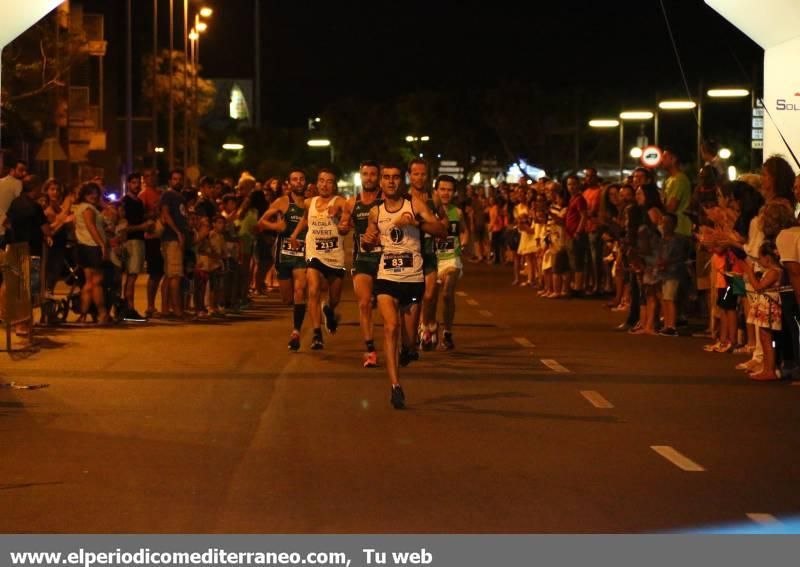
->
xmin=199 ymin=0 xmax=763 ymax=127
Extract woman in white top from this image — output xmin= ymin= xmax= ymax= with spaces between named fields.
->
xmin=74 ymin=182 xmax=109 ymax=323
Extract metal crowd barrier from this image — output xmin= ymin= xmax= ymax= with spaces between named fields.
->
xmin=0 ymin=242 xmax=36 ymax=354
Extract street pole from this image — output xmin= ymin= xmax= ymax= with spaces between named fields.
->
xmin=152 ymin=0 xmax=158 ymax=169
xmin=654 ymin=111 xmax=660 ymax=147
xmin=696 ymin=80 xmax=703 ymax=170
xmin=168 ymin=0 xmax=174 ymax=171
xmin=254 ymin=0 xmax=261 ymax=128
xmin=192 ymin=24 xmax=198 ymax=168
xmin=618 ymin=122 xmax=624 ymax=181
xmin=183 ymin=0 xmax=188 ymax=172
xmin=126 ymin=0 xmax=133 ymax=175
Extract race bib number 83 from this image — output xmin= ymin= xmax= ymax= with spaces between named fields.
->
xmin=383 ymin=253 xmax=413 ymax=271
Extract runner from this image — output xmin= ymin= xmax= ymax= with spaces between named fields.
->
xmin=362 ymin=162 xmax=447 ymax=409
xmin=431 ymin=175 xmax=469 ymax=350
xmin=258 ymin=168 xmax=308 ymax=351
xmin=289 ymin=168 xmax=349 ymax=351
xmin=339 ymin=160 xmax=382 ymax=367
xmin=407 ymin=158 xmax=445 ymax=352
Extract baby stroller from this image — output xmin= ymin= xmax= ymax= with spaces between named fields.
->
xmin=52 ymin=253 xmax=126 ymax=324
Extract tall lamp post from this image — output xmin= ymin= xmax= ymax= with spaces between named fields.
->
xmin=308 ymin=139 xmax=334 ymax=163
xmin=587 ymin=119 xmax=621 ymax=179
xmin=619 ymin=111 xmax=655 ymax=177
xmin=405 ymin=135 xmax=430 ymax=157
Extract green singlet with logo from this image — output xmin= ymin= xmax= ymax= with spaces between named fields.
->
xmin=278 ymin=200 xmax=307 ymax=269
xmin=436 ymin=204 xmax=462 ymax=262
xmin=352 ymin=194 xmax=382 ymax=277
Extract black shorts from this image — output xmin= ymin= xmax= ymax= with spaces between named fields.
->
xmin=717 ymin=286 xmax=738 ymax=310
xmin=307 ymin=257 xmax=345 ymax=280
xmin=422 ymin=253 xmax=438 ymax=275
xmin=145 ymin=238 xmax=164 ymax=276
xmin=352 ymin=257 xmax=379 ymax=278
xmin=77 ymin=244 xmax=103 ymax=270
xmin=374 ymin=279 xmax=425 ymax=307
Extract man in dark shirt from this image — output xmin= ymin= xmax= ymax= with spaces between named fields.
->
xmin=7 ymin=175 xmax=52 ymax=335
xmin=7 ymin=175 xmax=51 ymax=257
xmin=121 ymin=172 xmax=152 ymax=319
xmin=159 ymin=168 xmax=189 ymax=318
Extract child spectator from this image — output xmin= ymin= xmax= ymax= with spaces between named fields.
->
xmin=208 ymin=215 xmax=227 ymax=316
xmin=193 ymin=216 xmax=212 ymax=318
xmin=741 ymin=241 xmax=783 ymax=381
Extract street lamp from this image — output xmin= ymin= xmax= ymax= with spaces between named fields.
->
xmin=620 ymin=111 xmax=656 ymax=179
xmin=308 ymin=138 xmax=334 ymax=163
xmin=199 ymin=6 xmax=213 ymax=17
xmin=588 ymin=119 xmax=623 ymax=180
xmin=707 ymin=88 xmax=749 ymax=98
xmin=719 ymin=147 xmax=732 ymax=160
xmin=222 ymin=143 xmax=244 ymax=151
xmin=405 ymin=134 xmax=431 ymax=156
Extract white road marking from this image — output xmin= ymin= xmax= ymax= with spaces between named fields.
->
xmin=650 ymin=446 xmax=706 ymax=472
xmin=455 ymin=291 xmax=468 ymax=297
xmin=513 ymin=337 xmax=535 ymax=348
xmin=580 ymin=390 xmax=614 ymax=409
xmin=746 ymin=513 xmax=781 ymax=525
xmin=478 ymin=310 xmax=493 ymax=318
xmin=465 ymin=299 xmax=479 ymax=306
xmin=541 ymin=359 xmax=570 ymax=373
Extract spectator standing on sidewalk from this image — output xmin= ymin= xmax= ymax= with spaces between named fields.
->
xmin=140 ymin=168 xmax=165 ymax=318
xmin=120 ymin=173 xmax=152 ymax=319
xmin=159 ymin=168 xmax=189 ymax=319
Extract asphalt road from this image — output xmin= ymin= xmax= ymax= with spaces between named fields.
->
xmin=1 ymin=262 xmax=799 ymax=533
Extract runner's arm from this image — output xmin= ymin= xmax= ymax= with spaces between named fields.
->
xmin=458 ymin=210 xmax=470 ymax=247
xmin=413 ymin=196 xmax=448 ymax=238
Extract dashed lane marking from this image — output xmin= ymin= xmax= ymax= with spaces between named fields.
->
xmin=651 ymin=446 xmax=706 ymax=472
xmin=478 ymin=310 xmax=493 ymax=318
xmin=541 ymin=359 xmax=571 ymax=373
xmin=513 ymin=337 xmax=535 ymax=348
xmin=580 ymin=390 xmax=614 ymax=409
xmin=746 ymin=513 xmax=781 ymax=525
xmin=465 ymin=299 xmax=479 ymax=306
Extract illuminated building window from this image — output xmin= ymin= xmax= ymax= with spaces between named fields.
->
xmin=229 ymin=84 xmax=249 ymax=120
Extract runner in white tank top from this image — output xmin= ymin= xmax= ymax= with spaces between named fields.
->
xmin=376 ymin=198 xmax=424 ymax=283
xmin=362 ymin=162 xmax=447 ymax=410
xmin=306 ymin=195 xmax=345 ymax=270
xmin=289 ymin=169 xmax=350 ymax=350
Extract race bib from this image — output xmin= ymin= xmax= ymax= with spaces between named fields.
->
xmin=281 ymin=238 xmax=305 ymax=257
xmin=383 ymin=253 xmax=413 ymax=271
xmin=315 ymin=237 xmax=339 ymax=251
xmin=437 ymin=236 xmax=456 ymax=251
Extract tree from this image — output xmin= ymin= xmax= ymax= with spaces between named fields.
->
xmin=1 ymin=11 xmax=87 ymax=142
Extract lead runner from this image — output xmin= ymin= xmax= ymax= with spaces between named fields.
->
xmin=362 ymin=161 xmax=447 ymax=409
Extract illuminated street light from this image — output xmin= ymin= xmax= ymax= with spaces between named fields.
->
xmin=199 ymin=6 xmax=213 ymax=17
xmin=588 ymin=119 xmax=620 ymax=128
xmin=307 ymin=139 xmax=331 ymax=147
xmin=630 ymin=147 xmax=643 ymax=159
xmin=405 ymin=135 xmax=415 ymax=142
xmin=154 ymin=146 xmax=165 ymax=153
xmin=707 ymin=88 xmax=749 ymax=98
xmin=719 ymin=148 xmax=732 ymax=159
xmin=658 ymin=100 xmax=697 ymax=110
xmin=189 ymin=29 xmax=198 ymax=40
xmin=196 ymin=21 xmax=208 ymax=32
xmin=222 ymin=143 xmax=244 ymax=150
xmin=420 ymin=135 xmax=430 ymax=142
xmin=620 ymin=111 xmax=654 ymax=120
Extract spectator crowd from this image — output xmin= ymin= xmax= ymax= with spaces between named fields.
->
xmin=1 ymin=144 xmax=800 ymax=382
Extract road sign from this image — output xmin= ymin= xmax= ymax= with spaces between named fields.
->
xmin=640 ymin=145 xmax=662 ymax=168
xmin=751 ymin=140 xmax=764 ymax=149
